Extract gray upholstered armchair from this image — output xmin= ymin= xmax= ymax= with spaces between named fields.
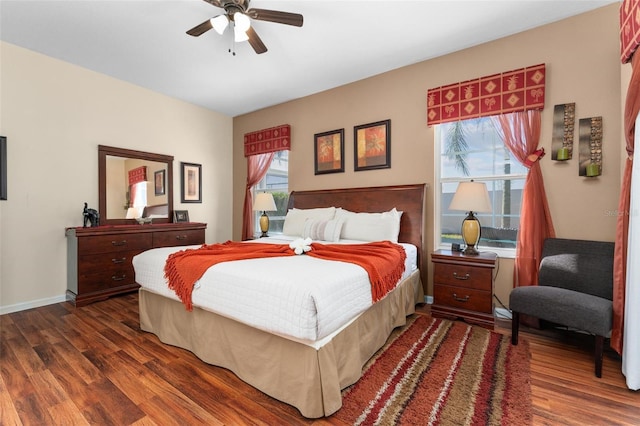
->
xmin=510 ymin=238 xmax=615 ymax=377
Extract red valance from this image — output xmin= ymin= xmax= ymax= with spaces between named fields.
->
xmin=128 ymin=166 xmax=147 ymax=185
xmin=427 ymin=64 xmax=546 ymax=125
xmin=244 ymin=124 xmax=291 ymax=157
xmin=620 ymin=0 xmax=640 ymax=63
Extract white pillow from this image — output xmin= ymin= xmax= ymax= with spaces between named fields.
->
xmin=302 ymin=217 xmax=345 ymax=242
xmin=335 ymin=208 xmax=403 ymax=242
xmin=282 ymin=207 xmax=336 ymax=237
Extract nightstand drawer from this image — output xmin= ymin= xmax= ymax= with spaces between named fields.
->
xmin=434 ymin=284 xmax=492 ymax=314
xmin=433 ymin=263 xmax=492 ymax=291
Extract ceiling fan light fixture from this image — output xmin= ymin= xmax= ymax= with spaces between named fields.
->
xmin=210 ymin=14 xmax=229 ymax=35
xmin=233 ymin=12 xmax=251 ymax=32
xmin=234 ymin=26 xmax=249 ymax=42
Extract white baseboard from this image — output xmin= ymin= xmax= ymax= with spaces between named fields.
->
xmin=0 ymin=294 xmax=67 ymax=315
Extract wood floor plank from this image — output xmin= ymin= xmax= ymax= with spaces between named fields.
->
xmin=2 ymin=296 xmax=639 ymax=425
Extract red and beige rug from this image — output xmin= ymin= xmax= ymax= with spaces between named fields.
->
xmin=333 ymin=315 xmax=532 ymax=426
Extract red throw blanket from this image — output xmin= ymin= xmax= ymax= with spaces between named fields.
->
xmin=163 ymin=240 xmax=407 ymax=311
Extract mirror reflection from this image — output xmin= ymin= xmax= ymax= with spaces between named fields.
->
xmin=105 ymin=156 xmax=169 ymax=220
xmin=98 ymin=145 xmax=174 ymax=225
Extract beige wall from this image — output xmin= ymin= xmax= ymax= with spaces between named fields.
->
xmin=0 ymin=41 xmax=234 ymax=312
xmin=232 ymin=4 xmax=623 ymax=304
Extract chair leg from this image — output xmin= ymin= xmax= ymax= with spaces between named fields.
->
xmin=594 ymin=335 xmax=604 ymax=378
xmin=511 ymin=311 xmax=520 ymax=345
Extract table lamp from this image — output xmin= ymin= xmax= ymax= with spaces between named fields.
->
xmin=448 ymin=180 xmax=492 ymax=255
xmin=253 ymin=192 xmax=277 ymax=237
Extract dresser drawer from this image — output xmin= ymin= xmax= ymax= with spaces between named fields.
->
xmin=153 ymin=229 xmax=204 ymax=248
xmin=433 ymin=263 xmax=492 ymax=291
xmin=77 ymin=249 xmax=143 ymax=274
xmin=434 ymin=284 xmax=492 ymax=314
xmin=77 ymin=264 xmax=136 ymax=294
xmin=78 ymin=233 xmax=152 ymax=254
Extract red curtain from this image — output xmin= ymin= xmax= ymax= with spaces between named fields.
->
xmin=242 ymin=152 xmax=275 ymax=241
xmin=612 ymin=51 xmax=640 ymax=354
xmin=491 ymin=110 xmax=555 ymax=287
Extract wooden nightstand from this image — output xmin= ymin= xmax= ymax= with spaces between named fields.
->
xmin=431 ymin=250 xmax=497 ymax=329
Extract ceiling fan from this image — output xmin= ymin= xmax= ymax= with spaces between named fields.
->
xmin=186 ymin=0 xmax=304 ymax=55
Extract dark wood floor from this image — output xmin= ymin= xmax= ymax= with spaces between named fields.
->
xmin=1 ymin=293 xmax=639 ymax=425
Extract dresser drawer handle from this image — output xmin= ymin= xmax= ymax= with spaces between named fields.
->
xmin=111 ymin=257 xmax=126 ymax=264
xmin=111 ymin=274 xmax=126 ymax=282
xmin=452 ymin=293 xmax=470 ymax=303
xmin=111 ymin=240 xmax=127 ymax=246
xmin=175 ymin=235 xmax=188 ymax=240
xmin=453 ymin=272 xmax=470 ymax=280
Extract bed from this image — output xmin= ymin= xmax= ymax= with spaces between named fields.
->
xmin=135 ymin=183 xmax=426 ymax=418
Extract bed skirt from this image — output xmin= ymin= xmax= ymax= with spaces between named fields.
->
xmin=138 ymin=269 xmax=423 ymax=418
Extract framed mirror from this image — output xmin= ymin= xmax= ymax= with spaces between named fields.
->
xmin=98 ymin=145 xmax=174 ymax=225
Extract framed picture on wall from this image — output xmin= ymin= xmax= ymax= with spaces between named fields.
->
xmin=180 ymin=162 xmax=202 ymax=203
xmin=0 ymin=136 xmax=6 ymax=200
xmin=314 ymin=128 xmax=344 ymax=175
xmin=154 ymin=169 xmax=165 ymax=196
xmin=354 ymin=119 xmax=391 ymax=171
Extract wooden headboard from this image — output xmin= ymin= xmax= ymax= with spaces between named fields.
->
xmin=288 ymin=184 xmax=427 ymax=291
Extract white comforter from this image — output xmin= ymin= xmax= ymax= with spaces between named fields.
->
xmin=133 ymin=236 xmax=417 ymax=343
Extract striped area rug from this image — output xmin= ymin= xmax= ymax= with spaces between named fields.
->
xmin=333 ymin=315 xmax=532 ymax=426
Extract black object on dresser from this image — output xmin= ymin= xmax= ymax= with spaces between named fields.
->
xmin=431 ymin=249 xmax=497 ymax=329
xmin=66 ymin=223 xmax=206 ymax=306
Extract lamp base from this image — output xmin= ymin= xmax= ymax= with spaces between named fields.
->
xmin=259 ymin=212 xmax=270 ymax=238
xmin=462 ymin=245 xmax=480 ymax=255
xmin=461 ymin=212 xmax=481 ymax=256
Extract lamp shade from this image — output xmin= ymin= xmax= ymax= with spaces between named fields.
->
xmin=448 ymin=181 xmax=492 ymax=213
xmin=253 ymin=192 xmax=276 ymax=212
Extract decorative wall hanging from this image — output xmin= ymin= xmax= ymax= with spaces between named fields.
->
xmin=244 ymin=124 xmax=291 ymax=157
xmin=578 ymin=116 xmax=603 ymax=177
xmin=354 ymin=119 xmax=391 ymax=171
xmin=314 ymin=128 xmax=344 ymax=175
xmin=426 ymin=63 xmax=546 ymax=125
xmin=551 ymin=103 xmax=575 ymax=161
xmin=0 ymin=136 xmax=6 ymax=200
xmin=180 ymin=162 xmax=202 ymax=203
xmin=620 ymin=0 xmax=640 ymax=63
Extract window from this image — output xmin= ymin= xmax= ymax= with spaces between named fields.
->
xmin=436 ymin=117 xmax=526 ymax=255
xmin=254 ymin=151 xmax=289 ymax=234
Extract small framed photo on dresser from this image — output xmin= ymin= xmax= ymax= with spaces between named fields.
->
xmin=173 ymin=210 xmax=190 ymax=223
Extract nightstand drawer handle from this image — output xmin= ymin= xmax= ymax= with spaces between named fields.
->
xmin=175 ymin=235 xmax=187 ymax=240
xmin=111 ymin=240 xmax=127 ymax=246
xmin=111 ymin=274 xmax=126 ymax=281
xmin=111 ymin=257 xmax=126 ymax=264
xmin=452 ymin=293 xmax=470 ymax=302
xmin=453 ymin=272 xmax=470 ymax=280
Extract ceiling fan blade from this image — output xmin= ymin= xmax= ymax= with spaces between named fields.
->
xmin=187 ymin=19 xmax=213 ymax=37
xmin=203 ymin=0 xmax=224 ymax=8
xmin=246 ymin=27 xmax=267 ymax=54
xmin=247 ymin=8 xmax=303 ymax=27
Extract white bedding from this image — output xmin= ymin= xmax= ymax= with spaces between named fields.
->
xmin=133 ymin=236 xmax=417 ymax=343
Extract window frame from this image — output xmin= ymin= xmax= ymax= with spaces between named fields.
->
xmin=434 ymin=121 xmax=527 ymax=259
xmin=252 ymin=151 xmax=289 ymax=237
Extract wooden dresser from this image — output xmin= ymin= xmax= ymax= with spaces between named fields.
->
xmin=66 ymin=222 xmax=206 ymax=306
xmin=431 ymin=250 xmax=497 ymax=329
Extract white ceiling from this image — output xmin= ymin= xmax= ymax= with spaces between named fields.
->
xmin=0 ymin=0 xmax=617 ymax=117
